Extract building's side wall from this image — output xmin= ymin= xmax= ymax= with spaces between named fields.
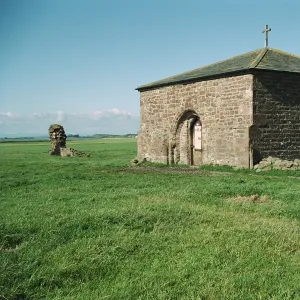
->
xmin=252 ymin=72 xmax=300 ymax=163
xmin=138 ymin=74 xmax=253 ymax=167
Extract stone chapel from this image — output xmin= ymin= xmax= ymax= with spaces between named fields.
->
xmin=136 ymin=47 xmax=300 ymax=168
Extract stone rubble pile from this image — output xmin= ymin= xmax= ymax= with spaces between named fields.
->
xmin=48 ymin=124 xmax=89 ymax=157
xmin=254 ymin=156 xmax=300 ymax=171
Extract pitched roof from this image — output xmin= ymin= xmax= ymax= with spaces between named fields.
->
xmin=136 ymin=48 xmax=300 ymax=91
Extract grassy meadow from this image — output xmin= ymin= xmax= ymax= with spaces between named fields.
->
xmin=1 ymin=138 xmax=300 ymax=299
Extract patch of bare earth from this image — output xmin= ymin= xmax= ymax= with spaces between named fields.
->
xmin=227 ymin=194 xmax=271 ymax=204
xmin=0 ymin=234 xmax=23 ymax=252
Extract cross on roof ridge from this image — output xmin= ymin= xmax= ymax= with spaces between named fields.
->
xmin=262 ymin=24 xmax=271 ymax=48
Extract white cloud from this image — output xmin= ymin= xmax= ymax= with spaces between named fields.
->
xmin=90 ymin=109 xmax=131 ymax=120
xmin=0 ymin=112 xmax=20 ymax=119
xmin=0 ymin=109 xmax=139 ymax=137
xmin=90 ymin=110 xmax=104 ymax=120
xmin=56 ymin=110 xmax=66 ymax=122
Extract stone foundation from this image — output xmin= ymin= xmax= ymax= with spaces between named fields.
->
xmin=254 ymin=156 xmax=300 ymax=171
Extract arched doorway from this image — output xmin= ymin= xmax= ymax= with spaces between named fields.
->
xmin=173 ymin=110 xmax=202 ymax=166
xmin=189 ymin=117 xmax=202 ymax=165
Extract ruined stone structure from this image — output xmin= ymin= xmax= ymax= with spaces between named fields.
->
xmin=48 ymin=124 xmax=89 ymax=157
xmin=136 ymin=48 xmax=300 ymax=168
xmin=49 ymin=124 xmax=67 ymax=155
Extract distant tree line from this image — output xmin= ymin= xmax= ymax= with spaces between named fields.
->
xmin=0 ymin=133 xmax=137 ymax=143
xmin=66 ymin=133 xmax=137 ymax=139
xmin=92 ymin=133 xmax=137 ymax=138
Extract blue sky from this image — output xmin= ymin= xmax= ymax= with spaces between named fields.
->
xmin=0 ymin=0 xmax=299 ymax=136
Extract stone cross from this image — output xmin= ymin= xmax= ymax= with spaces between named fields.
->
xmin=262 ymin=24 xmax=271 ymax=47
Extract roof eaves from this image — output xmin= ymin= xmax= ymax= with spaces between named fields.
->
xmin=254 ymin=66 xmax=300 ymax=74
xmin=136 ymin=68 xmax=253 ymax=91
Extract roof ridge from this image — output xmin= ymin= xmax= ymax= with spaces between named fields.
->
xmin=249 ymin=47 xmax=268 ymax=68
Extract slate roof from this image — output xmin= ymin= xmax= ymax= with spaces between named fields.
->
xmin=136 ymin=48 xmax=300 ymax=91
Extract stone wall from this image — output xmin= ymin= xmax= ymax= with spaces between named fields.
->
xmin=139 ymin=74 xmax=253 ymax=167
xmin=252 ymin=72 xmax=300 ymax=163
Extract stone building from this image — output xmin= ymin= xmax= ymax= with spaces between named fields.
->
xmin=136 ymin=47 xmax=300 ymax=168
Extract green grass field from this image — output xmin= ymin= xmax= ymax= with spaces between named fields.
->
xmin=2 ymin=139 xmax=300 ymax=299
